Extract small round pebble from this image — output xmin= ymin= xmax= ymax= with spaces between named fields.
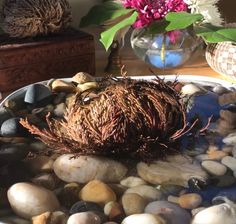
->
xmin=104 ymin=201 xmax=124 ymax=223
xmin=26 ymin=156 xmax=54 ymax=174
xmin=57 ymin=182 xmax=81 ymax=208
xmin=121 ymin=193 xmax=147 ymax=215
xmin=145 ymin=201 xmax=191 ymax=224
xmin=178 ymin=193 xmax=202 ymax=209
xmin=79 ymin=180 xmax=116 ymax=205
xmin=121 ymin=214 xmax=166 ymax=224
xmin=24 ymin=84 xmax=52 ymax=105
xmin=7 ymin=182 xmax=60 ymax=219
xmin=67 ymin=212 xmax=101 ymax=224
xmin=70 ymin=201 xmax=103 ymax=215
xmin=32 ymin=211 xmax=68 ymax=224
xmin=1 ymin=118 xmax=27 ymax=137
xmin=125 ymin=185 xmax=162 ymax=202
xmin=120 ymin=176 xmax=146 ymax=188
xmin=201 ymin=160 xmax=227 ymax=176
xmin=221 ymin=156 xmax=236 ymax=171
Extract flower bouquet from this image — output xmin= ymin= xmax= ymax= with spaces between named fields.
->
xmin=80 ymin=0 xmax=236 ymax=69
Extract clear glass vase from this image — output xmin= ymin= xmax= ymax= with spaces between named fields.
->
xmin=131 ymin=28 xmax=200 ymax=69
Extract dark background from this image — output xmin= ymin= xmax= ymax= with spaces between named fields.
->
xmin=218 ymin=0 xmax=236 ymax=23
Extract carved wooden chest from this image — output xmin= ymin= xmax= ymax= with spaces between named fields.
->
xmin=0 ymin=29 xmax=95 ymax=92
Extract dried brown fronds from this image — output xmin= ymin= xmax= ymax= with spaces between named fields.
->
xmin=20 ymin=78 xmax=188 ymax=161
xmin=2 ymin=0 xmax=72 ymax=38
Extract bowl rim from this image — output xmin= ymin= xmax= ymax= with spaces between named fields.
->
xmin=1 ymin=75 xmax=235 ymax=107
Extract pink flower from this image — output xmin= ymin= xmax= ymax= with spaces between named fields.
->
xmin=121 ymin=0 xmax=187 ymax=28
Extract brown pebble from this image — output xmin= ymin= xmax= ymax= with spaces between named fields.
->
xmin=219 ymin=91 xmax=236 ymax=106
xmin=217 ymin=118 xmax=236 ymax=129
xmin=220 ymin=109 xmax=236 ymax=123
xmin=207 ymin=148 xmax=228 ymax=160
xmin=52 ymin=80 xmax=76 ymax=93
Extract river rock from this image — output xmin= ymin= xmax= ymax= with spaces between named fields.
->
xmin=221 ymin=156 xmax=236 ymax=171
xmin=121 ymin=214 xmax=166 ymax=224
xmin=104 ymin=201 xmax=125 ymax=223
xmin=26 ymin=156 xmax=54 ymax=174
xmin=32 ymin=211 xmax=68 ymax=224
xmin=1 ymin=118 xmax=28 ymax=137
xmin=7 ymin=183 xmax=60 ymax=219
xmin=70 ymin=201 xmax=103 ymax=215
xmin=201 ymin=161 xmax=227 ymax=176
xmin=79 ymin=180 xmax=116 ymax=205
xmin=53 ymin=103 xmax=66 ymax=117
xmin=121 ymin=193 xmax=147 ymax=215
xmin=168 ymin=193 xmax=202 ymax=209
xmin=24 ymin=84 xmax=52 ymax=105
xmin=137 ymin=155 xmax=208 ymax=187
xmin=0 ymin=143 xmax=29 ymax=164
xmin=72 ymin=72 xmax=95 ymax=84
xmin=0 ymin=107 xmax=12 ymax=126
xmin=222 ymin=133 xmax=236 ymax=145
xmin=120 ymin=176 xmax=147 ymax=188
xmin=31 ymin=173 xmax=60 ymax=190
xmin=53 ymin=155 xmax=127 ymax=183
xmin=0 ymin=215 xmax=30 ymax=224
xmin=145 ymin=201 xmax=191 ymax=224
xmin=213 ymin=85 xmax=229 ymax=95
xmin=51 ymin=80 xmax=76 ymax=93
xmin=67 ymin=212 xmax=101 ymax=224
xmin=192 ymin=200 xmax=236 ymax=224
xmin=181 ymin=84 xmax=204 ymax=95
xmin=57 ymin=182 xmax=81 ymax=208
xmin=125 ymin=185 xmax=162 ymax=202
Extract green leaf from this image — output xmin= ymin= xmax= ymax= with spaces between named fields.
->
xmin=165 ymin=12 xmax=203 ymax=31
xmin=195 ymin=25 xmax=236 ymax=43
xmin=80 ymin=2 xmax=133 ymax=27
xmin=146 ymin=20 xmax=170 ymax=35
xmin=100 ymin=11 xmax=138 ymax=51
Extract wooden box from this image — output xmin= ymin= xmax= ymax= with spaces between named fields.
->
xmin=0 ymin=29 xmax=95 ymax=92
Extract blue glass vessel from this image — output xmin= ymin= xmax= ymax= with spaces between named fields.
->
xmin=131 ymin=28 xmax=200 ymax=69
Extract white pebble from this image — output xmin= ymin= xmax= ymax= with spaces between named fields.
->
xmin=7 ymin=183 xmax=60 ymax=219
xmin=221 ymin=156 xmax=236 ymax=171
xmin=67 ymin=212 xmax=101 ymax=224
xmin=201 ymin=161 xmax=227 ymax=176
xmin=53 ymin=155 xmax=127 ymax=183
xmin=120 ymin=176 xmax=147 ymax=188
xmin=121 ymin=214 xmax=165 ymax=224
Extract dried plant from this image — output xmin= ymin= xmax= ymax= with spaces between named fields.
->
xmin=2 ymin=0 xmax=72 ymax=38
xmin=21 ymin=78 xmax=189 ymax=161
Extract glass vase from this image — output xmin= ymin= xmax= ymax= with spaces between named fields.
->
xmin=131 ymin=28 xmax=200 ymax=69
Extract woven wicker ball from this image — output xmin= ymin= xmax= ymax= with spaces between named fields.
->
xmin=2 ymin=0 xmax=72 ymax=38
xmin=206 ymin=42 xmax=236 ymax=80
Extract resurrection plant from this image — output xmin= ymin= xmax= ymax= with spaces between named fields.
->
xmin=20 ymin=78 xmax=194 ymax=161
xmin=2 ymin=0 xmax=72 ymax=38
